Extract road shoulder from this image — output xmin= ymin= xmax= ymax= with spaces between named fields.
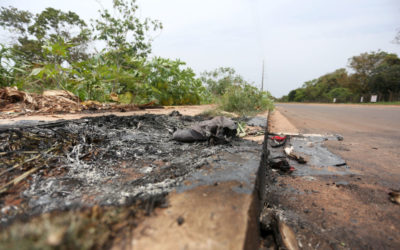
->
xmin=262 ymin=106 xmax=400 ymax=249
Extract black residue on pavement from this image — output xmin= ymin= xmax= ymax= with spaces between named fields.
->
xmin=267 ymin=135 xmax=351 ymax=177
xmin=259 ymin=133 xmax=356 ymax=249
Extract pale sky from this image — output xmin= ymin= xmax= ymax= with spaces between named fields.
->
xmin=1 ymin=0 xmax=399 ymax=97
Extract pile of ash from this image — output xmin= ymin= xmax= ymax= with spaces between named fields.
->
xmin=0 ymin=113 xmax=254 ymax=227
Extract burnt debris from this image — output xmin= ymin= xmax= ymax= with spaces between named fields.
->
xmin=172 ymin=116 xmax=237 ymax=144
xmin=0 ymin=114 xmax=256 ymax=228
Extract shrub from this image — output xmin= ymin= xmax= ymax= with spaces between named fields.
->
xmin=140 ymin=57 xmax=206 ymax=105
xmin=200 ymin=67 xmax=246 ymax=96
xmin=220 ymin=84 xmax=274 ymax=115
xmin=23 ymin=46 xmax=208 ymax=105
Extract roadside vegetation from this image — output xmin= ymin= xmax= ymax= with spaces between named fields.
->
xmin=279 ymin=50 xmax=400 ymax=103
xmin=0 ymin=0 xmax=273 ymax=115
xmin=200 ymin=67 xmax=274 ymax=115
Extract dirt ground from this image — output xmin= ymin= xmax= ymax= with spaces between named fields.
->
xmin=0 ymin=105 xmax=217 ymax=125
xmin=267 ymin=104 xmax=400 ymax=249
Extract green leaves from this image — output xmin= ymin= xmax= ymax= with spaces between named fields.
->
xmin=220 ymin=83 xmax=274 ymax=115
xmin=93 ymin=0 xmax=162 ymax=58
xmin=0 ymin=3 xmax=239 ymax=107
xmin=0 ymin=6 xmax=32 ymax=34
xmin=0 ymin=45 xmax=31 ymax=87
xmin=327 ymin=88 xmax=352 ymax=102
xmin=29 ymin=67 xmax=44 ymax=77
xmin=133 ymin=57 xmax=205 ymax=105
xmin=200 ymin=67 xmax=246 ymax=96
xmin=0 ymin=6 xmax=90 ymax=64
xmin=200 ymin=67 xmax=274 ymax=115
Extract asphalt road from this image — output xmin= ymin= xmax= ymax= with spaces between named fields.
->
xmin=274 ymin=103 xmax=400 ymax=249
xmin=276 ymin=103 xmax=400 ymax=135
xmin=277 ymin=103 xmax=400 ymax=183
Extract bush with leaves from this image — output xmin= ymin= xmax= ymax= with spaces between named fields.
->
xmin=93 ymin=0 xmax=162 ymax=93
xmin=0 ymin=45 xmax=31 ymax=88
xmin=107 ymin=57 xmax=207 ymax=105
xmin=70 ymin=55 xmax=115 ymax=101
xmin=26 ymin=43 xmax=206 ymax=105
xmin=200 ymin=67 xmax=246 ymax=97
xmin=200 ymin=67 xmax=274 ymax=114
xmin=24 ymin=38 xmax=77 ymax=93
xmin=142 ymin=57 xmax=206 ymax=105
xmin=220 ymin=83 xmax=274 ymax=115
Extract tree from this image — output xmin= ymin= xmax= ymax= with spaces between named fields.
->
xmin=295 ymin=69 xmax=350 ymax=102
xmin=348 ymin=51 xmax=388 ymax=77
xmin=0 ymin=6 xmax=90 ymax=64
xmin=394 ymin=30 xmax=400 ymax=44
xmin=293 ymin=88 xmax=306 ymax=102
xmin=368 ymin=54 xmax=400 ymax=101
xmin=200 ymin=67 xmax=246 ymax=96
xmin=287 ymin=90 xmax=297 ymax=102
xmin=93 ymin=0 xmax=162 ymax=91
xmin=284 ymin=51 xmax=400 ymax=103
xmin=349 ymin=51 xmax=400 ymax=99
xmin=0 ymin=6 xmax=32 ymax=34
xmin=328 ymin=88 xmax=352 ymax=102
xmin=93 ymin=0 xmax=162 ymax=58
xmin=348 ymin=51 xmax=388 ymax=94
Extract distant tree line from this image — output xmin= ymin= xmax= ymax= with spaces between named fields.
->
xmin=280 ymin=51 xmax=400 ymax=103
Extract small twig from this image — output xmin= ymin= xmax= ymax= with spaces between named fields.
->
xmin=0 ymin=151 xmax=39 ymax=157
xmin=0 ymin=165 xmax=43 ymax=194
xmin=20 ymin=151 xmax=39 ymax=154
xmin=0 ymin=147 xmax=56 ymax=177
xmin=247 ymin=130 xmax=265 ymax=136
xmin=0 ymin=154 xmax=41 ymax=177
xmin=0 ymin=147 xmax=57 ymax=194
xmin=21 ymin=134 xmax=42 ymax=141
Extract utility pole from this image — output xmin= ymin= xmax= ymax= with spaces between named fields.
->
xmin=261 ymin=60 xmax=265 ymax=91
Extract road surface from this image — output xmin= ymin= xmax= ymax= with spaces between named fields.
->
xmin=269 ymin=103 xmax=400 ymax=249
xmin=277 ymin=103 xmax=400 ymax=183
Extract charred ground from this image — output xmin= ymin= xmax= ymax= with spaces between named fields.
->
xmin=0 ymin=112 xmax=265 ymax=249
